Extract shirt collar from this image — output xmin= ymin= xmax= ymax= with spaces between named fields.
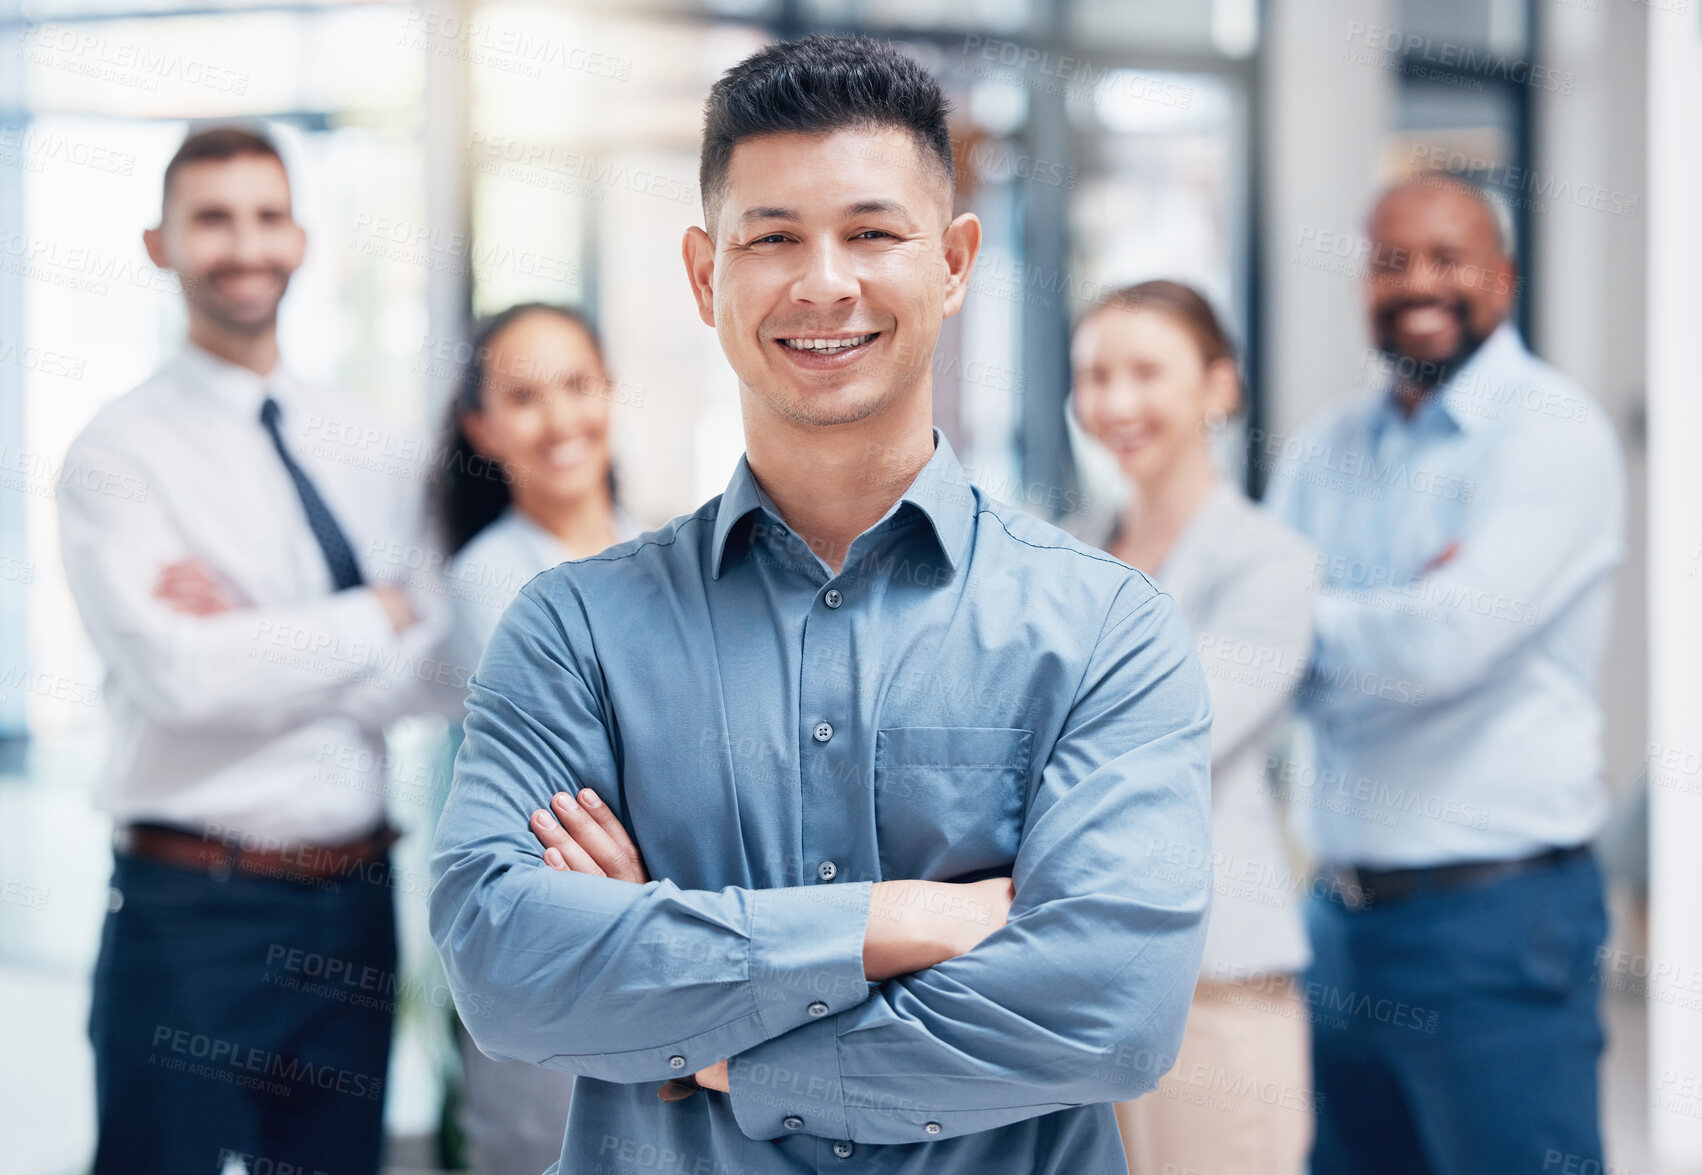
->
xmin=1373 ymin=320 xmax=1522 ymax=439
xmin=711 ymin=427 xmax=976 ymax=580
xmin=175 ymin=340 xmax=288 ymax=419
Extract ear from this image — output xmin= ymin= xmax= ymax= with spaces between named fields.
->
xmin=940 ymin=212 xmax=982 ymax=319
xmin=682 ymin=226 xmax=716 ymax=328
xmin=1203 ymin=356 xmax=1242 ymax=421
xmin=142 ymin=225 xmax=168 ymax=269
xmin=1491 ymin=254 xmax=1519 ymax=318
xmin=286 ymin=221 xmax=308 ymax=268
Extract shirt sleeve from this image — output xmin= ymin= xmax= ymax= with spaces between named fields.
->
xmin=1302 ymin=416 xmax=1624 ymax=725
xmin=56 ymin=436 xmax=439 ymax=733
xmin=1191 ymin=535 xmax=1317 ymax=767
xmin=428 ymin=586 xmax=875 ymax=1083
xmin=724 ymin=585 xmax=1214 ymax=1144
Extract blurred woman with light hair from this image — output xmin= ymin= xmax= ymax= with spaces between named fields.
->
xmin=1070 ymin=280 xmax=1317 ymax=1175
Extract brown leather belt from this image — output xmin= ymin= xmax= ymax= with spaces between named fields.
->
xmin=1324 ymin=843 xmax=1591 ymax=911
xmin=115 ymin=821 xmax=400 ymax=886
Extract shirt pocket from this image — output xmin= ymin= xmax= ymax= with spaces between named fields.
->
xmin=873 ymin=726 xmax=1034 ymax=882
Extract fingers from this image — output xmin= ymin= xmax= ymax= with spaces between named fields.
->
xmin=551 ymin=791 xmax=647 ymax=883
xmin=530 ymin=807 xmax=606 ymax=876
xmin=576 ymin=789 xmax=649 ymax=883
xmin=154 ymin=560 xmax=234 ymax=615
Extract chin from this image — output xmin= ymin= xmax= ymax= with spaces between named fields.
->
xmin=203 ymin=303 xmax=282 ymax=333
xmin=545 ymin=467 xmax=603 ymax=500
xmin=771 ymin=383 xmax=894 ymax=428
xmin=1117 ymin=448 xmax=1168 ymax=486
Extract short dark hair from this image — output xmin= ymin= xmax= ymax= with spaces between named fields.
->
xmin=162 ymin=125 xmax=285 ymax=210
xmin=698 ymin=33 xmax=954 ymax=229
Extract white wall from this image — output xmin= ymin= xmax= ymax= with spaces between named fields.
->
xmin=1644 ymin=0 xmax=1702 ymax=1164
xmin=1261 ymin=0 xmax=1393 ymax=441
xmin=1534 ymin=0 xmax=1649 ymax=814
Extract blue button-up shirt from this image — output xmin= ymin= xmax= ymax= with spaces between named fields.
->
xmin=1264 ymin=324 xmax=1624 ymax=868
xmin=430 ymin=431 xmax=1213 ymax=1173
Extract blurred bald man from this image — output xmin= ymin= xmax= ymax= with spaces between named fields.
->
xmin=1266 ymin=175 xmax=1624 ymax=1174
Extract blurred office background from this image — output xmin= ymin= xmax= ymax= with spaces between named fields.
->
xmin=2 ymin=0 xmax=1699 ymax=1171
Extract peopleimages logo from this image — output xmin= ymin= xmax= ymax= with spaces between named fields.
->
xmin=149 ymin=1024 xmax=384 ymax=1101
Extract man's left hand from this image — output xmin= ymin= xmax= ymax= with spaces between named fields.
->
xmin=529 ymin=788 xmax=650 ymax=883
xmin=529 ymin=793 xmax=730 ymax=1095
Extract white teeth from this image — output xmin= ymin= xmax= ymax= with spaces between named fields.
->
xmin=780 ymin=333 xmax=875 ymax=352
xmin=1401 ymin=307 xmax=1451 ymax=332
xmin=545 ymin=440 xmax=590 ymax=467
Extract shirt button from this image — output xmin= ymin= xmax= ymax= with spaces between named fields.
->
xmin=817 ymin=860 xmax=838 ymax=882
xmin=784 ymin=1115 xmax=805 ymax=1131
xmin=833 ymin=1141 xmax=854 ymax=1159
xmin=808 ymin=1000 xmax=830 ymax=1017
xmin=812 ymin=721 xmax=833 ymax=743
xmin=824 ymin=588 xmax=843 ymax=609
xmin=668 ymin=1055 xmax=686 ymax=1069
xmin=924 ymin=1122 xmax=942 ymax=1135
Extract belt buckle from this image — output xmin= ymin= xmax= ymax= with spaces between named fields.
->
xmin=1333 ymin=866 xmax=1368 ymax=910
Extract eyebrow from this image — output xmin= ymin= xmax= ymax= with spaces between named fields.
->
xmin=739 ymin=199 xmax=914 ymax=224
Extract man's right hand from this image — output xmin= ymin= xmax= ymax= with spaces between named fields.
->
xmin=371 ymin=584 xmax=418 ymax=634
xmin=153 ymin=558 xmax=238 ymax=615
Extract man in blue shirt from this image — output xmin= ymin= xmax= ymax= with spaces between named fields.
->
xmin=1265 ymin=175 xmax=1625 ymax=1174
xmin=430 ymin=33 xmax=1215 ymax=1174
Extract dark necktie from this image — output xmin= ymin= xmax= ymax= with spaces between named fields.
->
xmin=259 ymin=396 xmax=366 ymax=591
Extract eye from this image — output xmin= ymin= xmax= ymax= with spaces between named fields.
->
xmin=751 ymin=234 xmax=790 ymax=245
xmin=853 ymin=229 xmax=895 ymax=240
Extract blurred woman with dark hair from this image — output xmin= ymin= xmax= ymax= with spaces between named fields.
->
xmin=1070 ymin=280 xmax=1317 ymax=1175
xmin=435 ymin=302 xmax=636 ymax=1175
xmin=437 ymin=302 xmax=636 ymax=666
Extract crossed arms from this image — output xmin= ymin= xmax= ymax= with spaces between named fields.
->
xmin=429 ymin=583 xmax=1214 ymax=1143
xmin=526 ymin=786 xmax=1017 ymax=1095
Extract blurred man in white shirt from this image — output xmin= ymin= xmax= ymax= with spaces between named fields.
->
xmin=59 ymin=125 xmax=456 ymax=1175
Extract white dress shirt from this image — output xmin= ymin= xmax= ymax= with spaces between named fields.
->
xmin=1075 ymin=483 xmax=1315 ymax=980
xmin=58 ymin=343 xmax=459 ymax=847
xmin=1264 ymin=324 xmax=1624 ymax=868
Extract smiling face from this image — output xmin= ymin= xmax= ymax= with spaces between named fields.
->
xmin=683 ymin=126 xmax=979 ymax=434
xmin=144 ymin=154 xmax=305 ymax=335
xmin=1071 ymin=307 xmax=1238 ymax=489
xmin=459 ymin=311 xmax=614 ymax=513
xmin=1365 ymin=181 xmax=1516 ymax=384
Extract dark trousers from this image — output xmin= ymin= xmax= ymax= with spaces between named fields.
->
xmin=89 ymin=850 xmax=397 ymax=1175
xmin=1307 ymin=849 xmax=1607 ymax=1175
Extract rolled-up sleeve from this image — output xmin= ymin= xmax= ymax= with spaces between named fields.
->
xmin=726 ymin=585 xmax=1214 ymax=1143
xmin=429 ymin=586 xmax=874 ymax=1083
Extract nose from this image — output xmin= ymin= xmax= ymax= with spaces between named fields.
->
xmin=1392 ymin=246 xmax=1443 ymax=301
xmin=1075 ymin=376 xmax=1140 ymax=438
xmin=1096 ymin=374 xmax=1144 ymax=420
xmin=542 ymin=381 xmax=597 ymax=435
xmin=789 ymin=236 xmax=859 ymax=307
xmin=228 ymin=215 xmax=273 ymax=269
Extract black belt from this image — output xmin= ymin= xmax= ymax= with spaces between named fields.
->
xmin=1322 ymin=843 xmax=1591 ymax=911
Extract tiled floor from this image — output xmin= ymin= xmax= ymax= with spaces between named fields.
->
xmin=0 ymin=732 xmax=1670 ymax=1175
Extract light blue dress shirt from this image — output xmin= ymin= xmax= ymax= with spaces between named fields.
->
xmin=430 ymin=431 xmax=1213 ymax=1173
xmin=1264 ymin=324 xmax=1624 ymax=868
